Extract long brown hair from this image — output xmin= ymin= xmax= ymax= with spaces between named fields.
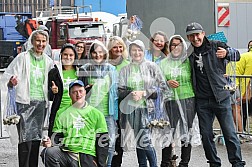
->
xmin=149 ymin=31 xmax=169 ymax=56
xmin=60 ymin=43 xmax=78 ymax=70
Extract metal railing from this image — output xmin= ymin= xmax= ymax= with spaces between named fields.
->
xmin=214 ymin=75 xmax=252 ymax=144
xmin=234 ymin=75 xmax=252 ymax=135
xmin=0 ymin=88 xmax=9 ymax=139
xmin=35 ymin=5 xmax=93 ymax=19
xmin=0 ymin=89 xmax=2 ymax=138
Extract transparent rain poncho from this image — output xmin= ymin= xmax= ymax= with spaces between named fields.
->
xmin=15 ymin=101 xmax=46 ymax=143
xmin=159 ymin=35 xmax=201 ymax=147
xmin=0 ymin=30 xmax=51 ymax=144
xmin=118 ymin=54 xmax=172 ymax=151
xmin=78 ymin=40 xmax=119 ymax=120
xmin=2 ymin=74 xmax=47 ymax=145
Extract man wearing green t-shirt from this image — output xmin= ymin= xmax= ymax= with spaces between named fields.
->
xmin=41 ymin=80 xmax=109 ymax=167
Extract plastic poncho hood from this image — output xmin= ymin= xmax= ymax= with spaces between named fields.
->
xmin=87 ymin=40 xmax=109 ymax=64
xmin=26 ymin=30 xmax=49 ymax=52
xmin=129 ymin=39 xmax=146 ymax=63
xmin=168 ymin=35 xmax=188 ymax=60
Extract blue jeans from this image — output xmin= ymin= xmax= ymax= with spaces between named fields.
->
xmin=136 ymin=147 xmax=157 ymax=167
xmin=196 ymin=98 xmax=245 ymax=167
xmin=105 ymin=116 xmax=117 ymax=167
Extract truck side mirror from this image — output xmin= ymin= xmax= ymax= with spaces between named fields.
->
xmin=60 ymin=29 xmax=65 ymax=39
xmin=113 ymin=24 xmax=118 ymax=36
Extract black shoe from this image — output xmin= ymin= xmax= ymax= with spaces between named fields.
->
xmin=160 ymin=160 xmax=177 ymax=167
xmin=160 ymin=162 xmax=170 ymax=167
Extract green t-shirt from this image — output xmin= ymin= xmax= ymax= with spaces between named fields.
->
xmin=88 ymin=75 xmax=110 ymax=116
xmin=153 ymin=55 xmax=161 ymax=63
xmin=127 ymin=64 xmax=146 ymax=107
xmin=54 ymin=106 xmax=67 ymax=123
xmin=29 ymin=54 xmax=45 ymax=100
xmin=59 ymin=69 xmax=77 ymax=110
xmin=115 ymin=59 xmax=130 ymax=72
xmin=160 ymin=58 xmax=194 ymax=100
xmin=53 ymin=103 xmax=108 ymax=156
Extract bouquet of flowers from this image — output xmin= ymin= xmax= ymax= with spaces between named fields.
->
xmin=125 ymin=15 xmax=143 ymax=41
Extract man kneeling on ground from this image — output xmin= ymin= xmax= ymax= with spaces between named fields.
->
xmin=41 ymin=80 xmax=109 ymax=167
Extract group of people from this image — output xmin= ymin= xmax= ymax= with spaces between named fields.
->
xmin=1 ymin=22 xmax=247 ymax=167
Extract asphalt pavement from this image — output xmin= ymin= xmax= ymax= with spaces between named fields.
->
xmin=0 ymin=135 xmax=251 ymax=167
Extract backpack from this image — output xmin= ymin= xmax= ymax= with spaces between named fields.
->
xmin=24 ymin=19 xmax=37 ymax=37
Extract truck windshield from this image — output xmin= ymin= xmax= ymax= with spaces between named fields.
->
xmin=68 ymin=24 xmax=104 ymax=38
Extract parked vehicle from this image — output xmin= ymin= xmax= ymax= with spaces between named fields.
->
xmin=0 ymin=12 xmax=31 ymax=69
xmin=36 ymin=6 xmax=107 ymax=54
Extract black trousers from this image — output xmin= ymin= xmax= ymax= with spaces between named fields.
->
xmin=111 ymin=120 xmax=123 ymax=167
xmin=18 ymin=140 xmax=41 ymax=167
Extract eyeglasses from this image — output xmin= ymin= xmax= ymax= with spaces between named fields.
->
xmin=76 ymin=46 xmax=85 ymax=49
xmin=171 ymin=43 xmax=182 ymax=48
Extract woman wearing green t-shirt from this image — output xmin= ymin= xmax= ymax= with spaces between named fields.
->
xmin=78 ymin=40 xmax=118 ymax=167
xmin=159 ymin=35 xmax=197 ymax=167
xmin=48 ymin=43 xmax=78 ymax=137
xmin=2 ymin=30 xmax=53 ymax=167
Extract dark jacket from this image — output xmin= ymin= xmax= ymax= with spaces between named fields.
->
xmin=48 ymin=65 xmax=64 ymax=137
xmin=189 ymin=37 xmax=240 ymax=103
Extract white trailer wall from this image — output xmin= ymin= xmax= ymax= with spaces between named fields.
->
xmin=216 ymin=2 xmax=252 ymax=50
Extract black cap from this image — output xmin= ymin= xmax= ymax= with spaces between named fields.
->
xmin=69 ymin=80 xmax=84 ymax=91
xmin=186 ymin=22 xmax=203 ymax=35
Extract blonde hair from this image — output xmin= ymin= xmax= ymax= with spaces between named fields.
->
xmin=107 ymin=36 xmax=128 ymax=59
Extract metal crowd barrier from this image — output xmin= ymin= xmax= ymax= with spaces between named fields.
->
xmin=214 ymin=75 xmax=252 ymax=144
xmin=0 ymin=88 xmax=8 ymax=139
xmin=234 ymin=75 xmax=252 ymax=136
xmin=0 ymin=88 xmax=2 ymax=138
